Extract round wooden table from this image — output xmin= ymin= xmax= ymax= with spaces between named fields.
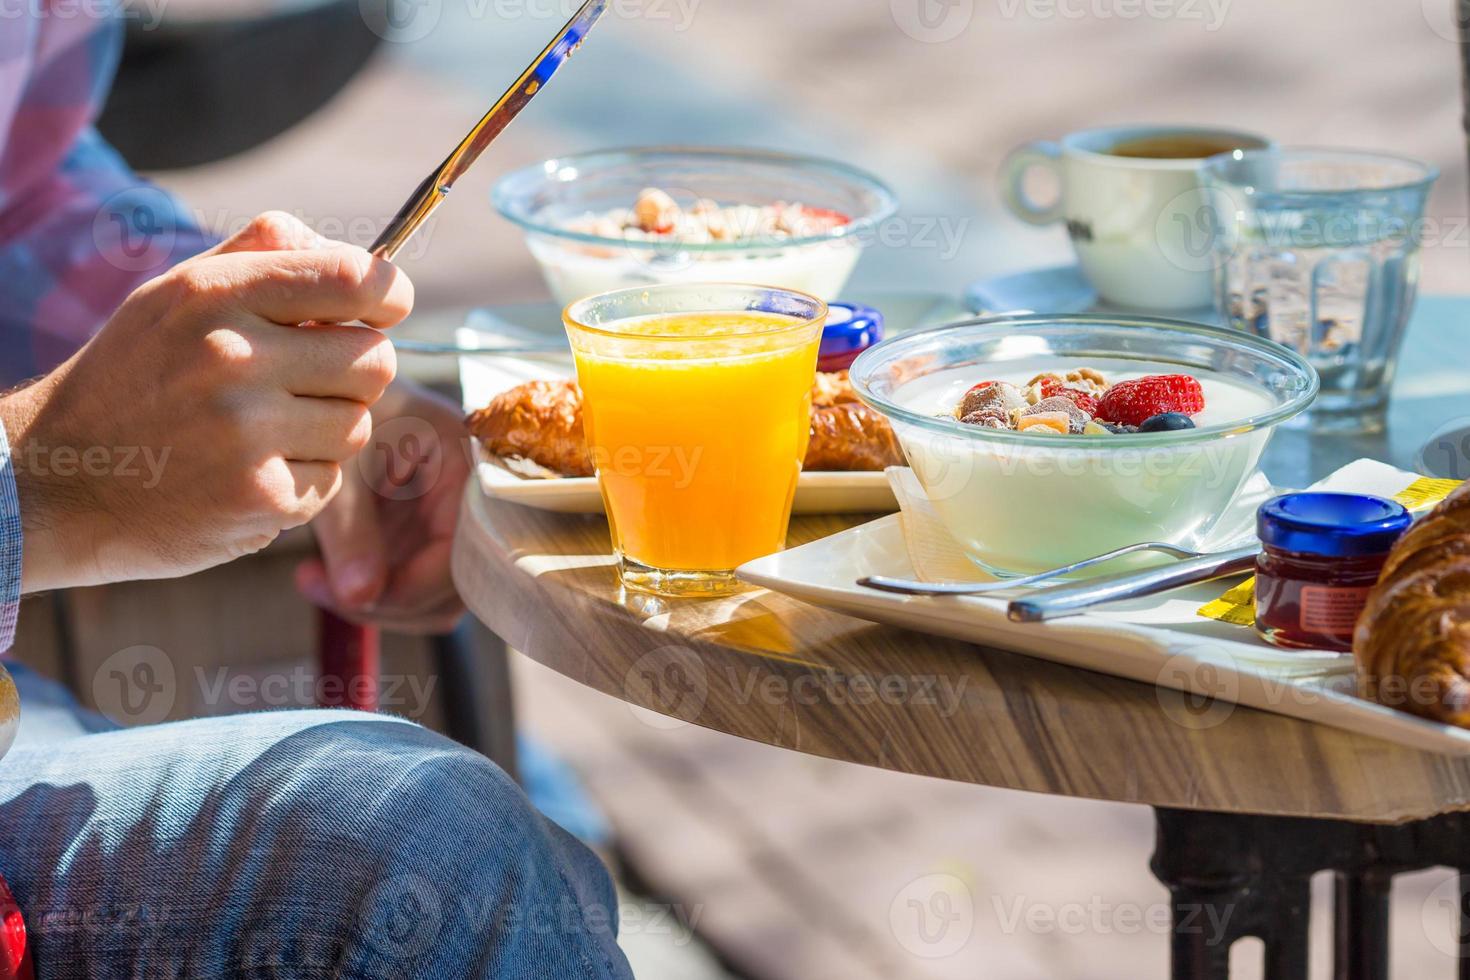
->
xmin=449 ymin=295 xmax=1470 ymax=980
xmin=453 ymin=480 xmax=1470 ymax=824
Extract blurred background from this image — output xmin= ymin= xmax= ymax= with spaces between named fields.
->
xmin=56 ymin=0 xmax=1470 ymax=976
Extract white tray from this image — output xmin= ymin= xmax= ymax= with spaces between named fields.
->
xmin=737 ymin=512 xmax=1470 ymax=756
xmin=458 ymin=326 xmax=897 ymax=515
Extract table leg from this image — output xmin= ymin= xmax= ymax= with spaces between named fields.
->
xmin=1459 ymin=872 xmax=1470 ymax=980
xmin=1333 ymin=871 xmax=1390 ymax=980
xmin=1165 ymin=886 xmax=1238 ymax=980
xmin=1150 ymin=809 xmax=1455 ymax=980
xmin=1261 ymin=878 xmax=1310 ymax=980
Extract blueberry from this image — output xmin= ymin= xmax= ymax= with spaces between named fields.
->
xmin=1139 ymin=412 xmax=1197 ymax=433
xmin=1103 ymin=423 xmax=1140 ymax=434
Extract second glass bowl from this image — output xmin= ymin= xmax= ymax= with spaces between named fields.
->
xmin=493 ymin=147 xmax=898 ymax=305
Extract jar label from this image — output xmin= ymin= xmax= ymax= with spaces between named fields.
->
xmin=1299 ymin=585 xmax=1374 ymax=634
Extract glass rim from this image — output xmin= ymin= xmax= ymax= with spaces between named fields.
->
xmin=849 ymin=313 xmax=1320 ymax=449
xmin=492 ymin=145 xmax=900 ymax=252
xmin=562 ymin=282 xmax=830 ymax=343
xmin=1201 ymin=146 xmax=1441 ymax=195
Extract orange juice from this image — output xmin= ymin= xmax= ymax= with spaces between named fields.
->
xmin=569 ymin=308 xmax=823 ymax=594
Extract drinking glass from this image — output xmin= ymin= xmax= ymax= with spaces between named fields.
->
xmin=564 ymin=283 xmax=827 ymax=597
xmin=1200 ymin=149 xmax=1438 ymax=432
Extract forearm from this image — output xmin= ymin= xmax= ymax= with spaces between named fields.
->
xmin=0 ymin=375 xmax=105 ymax=596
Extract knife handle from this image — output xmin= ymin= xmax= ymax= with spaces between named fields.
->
xmin=1007 ymin=547 xmax=1259 ymax=623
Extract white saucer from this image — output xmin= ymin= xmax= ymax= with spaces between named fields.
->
xmin=964 ymin=264 xmax=1222 ymax=325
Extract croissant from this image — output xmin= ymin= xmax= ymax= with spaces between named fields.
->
xmin=466 ymin=375 xmax=903 ymax=476
xmin=1353 ymin=482 xmax=1470 ymax=725
xmin=466 ymin=380 xmax=594 ymax=477
xmin=805 ymin=404 xmax=905 ymax=471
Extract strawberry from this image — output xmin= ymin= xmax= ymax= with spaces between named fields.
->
xmin=965 ymin=381 xmax=999 ymax=396
xmin=798 ymin=206 xmax=851 ymax=231
xmin=1037 ymin=377 xmax=1099 ymax=416
xmin=1096 ymin=375 xmax=1205 ymax=427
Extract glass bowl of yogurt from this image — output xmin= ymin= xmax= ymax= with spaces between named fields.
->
xmin=492 ymin=148 xmax=897 ymax=305
xmin=849 ymin=315 xmax=1319 ymax=575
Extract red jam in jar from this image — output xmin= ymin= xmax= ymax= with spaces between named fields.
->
xmin=1254 ymin=493 xmax=1412 ymax=651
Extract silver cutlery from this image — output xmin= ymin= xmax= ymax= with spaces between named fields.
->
xmin=857 ymin=541 xmax=1210 ymax=596
xmin=369 ymin=0 xmax=609 ymax=261
xmin=1006 ymin=545 xmax=1259 ymax=623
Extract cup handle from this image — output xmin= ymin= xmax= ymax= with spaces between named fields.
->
xmin=1000 ymin=140 xmax=1064 ymax=226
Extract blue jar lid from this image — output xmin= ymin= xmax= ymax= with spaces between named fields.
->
xmin=1257 ymin=492 xmax=1412 ymax=558
xmin=820 ymin=303 xmax=884 ymax=360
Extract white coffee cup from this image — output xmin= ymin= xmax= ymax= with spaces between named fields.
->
xmin=1000 ymin=125 xmax=1273 ymax=312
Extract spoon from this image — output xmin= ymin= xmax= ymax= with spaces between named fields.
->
xmin=857 ymin=541 xmax=1211 ymax=596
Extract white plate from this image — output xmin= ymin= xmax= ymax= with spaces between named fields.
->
xmin=458 ymin=326 xmax=897 ymax=516
xmin=737 ymin=513 xmax=1470 ymax=756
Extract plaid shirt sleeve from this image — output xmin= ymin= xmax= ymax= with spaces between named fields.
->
xmin=0 ymin=9 xmax=213 ymax=389
xmin=0 ymin=7 xmax=216 ymax=647
xmin=0 ymin=418 xmax=18 ymax=653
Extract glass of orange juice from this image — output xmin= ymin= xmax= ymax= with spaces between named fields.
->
xmin=564 ymin=284 xmax=828 ymax=597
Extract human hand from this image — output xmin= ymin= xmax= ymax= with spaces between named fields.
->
xmin=1 ymin=212 xmax=413 ymax=592
xmin=294 ymin=379 xmax=471 ymax=634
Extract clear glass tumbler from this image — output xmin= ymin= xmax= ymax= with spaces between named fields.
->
xmin=564 ymin=284 xmax=827 ymax=598
xmin=1201 ymin=149 xmax=1438 ymax=432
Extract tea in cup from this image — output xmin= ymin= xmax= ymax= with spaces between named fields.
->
xmin=1000 ymin=124 xmax=1272 ymax=311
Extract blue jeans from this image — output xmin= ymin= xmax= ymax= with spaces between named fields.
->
xmin=0 ymin=665 xmax=634 ymax=979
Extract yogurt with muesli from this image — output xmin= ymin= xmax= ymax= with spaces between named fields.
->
xmin=891 ymin=358 xmax=1277 ymax=573
xmin=536 ymin=189 xmax=861 ymax=304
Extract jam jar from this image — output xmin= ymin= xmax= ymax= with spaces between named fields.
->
xmin=1254 ymin=493 xmax=1412 ymax=651
xmin=816 ymin=303 xmax=884 ymax=373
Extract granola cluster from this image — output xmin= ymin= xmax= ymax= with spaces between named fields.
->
xmin=565 ymin=188 xmax=850 ymax=245
xmin=950 ymin=369 xmax=1206 ymax=436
